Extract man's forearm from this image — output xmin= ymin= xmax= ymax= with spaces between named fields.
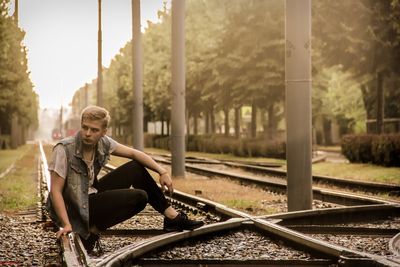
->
xmin=50 ymin=191 xmax=71 ymax=228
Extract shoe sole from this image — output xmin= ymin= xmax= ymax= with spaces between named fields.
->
xmin=163 ymin=223 xmax=204 ymax=232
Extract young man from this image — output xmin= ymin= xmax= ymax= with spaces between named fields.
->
xmin=46 ymin=106 xmax=203 ymax=251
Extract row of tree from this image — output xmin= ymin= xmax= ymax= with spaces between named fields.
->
xmin=71 ymin=0 xmax=400 ymax=145
xmin=0 ymin=0 xmax=38 ymax=148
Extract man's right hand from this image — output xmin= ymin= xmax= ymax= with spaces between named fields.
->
xmin=56 ymin=224 xmax=72 ymax=239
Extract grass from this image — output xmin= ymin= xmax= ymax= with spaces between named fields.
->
xmin=315 ymin=145 xmax=342 ymax=153
xmin=0 ymin=144 xmax=38 ymax=212
xmin=108 ymin=155 xmax=285 ymax=215
xmin=145 ymin=147 xmax=400 ymax=185
xmin=0 ymin=145 xmax=31 ymax=174
xmin=172 ymin=176 xmax=285 ymax=215
xmin=108 ymin=147 xmax=400 ymax=213
xmin=312 ymin=162 xmax=400 ymax=184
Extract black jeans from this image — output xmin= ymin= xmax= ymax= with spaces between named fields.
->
xmin=88 ymin=160 xmax=170 ymax=230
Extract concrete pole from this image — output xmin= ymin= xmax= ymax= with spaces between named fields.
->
xmin=132 ymin=0 xmax=144 ymax=151
xmin=10 ymin=114 xmax=18 ymax=149
xmin=84 ymin=83 xmax=89 ymax=108
xmin=376 ymin=71 xmax=384 ymax=134
xmin=171 ymin=0 xmax=186 ymax=178
xmin=97 ymin=0 xmax=103 ymax=107
xmin=60 ymin=106 xmax=63 ymax=138
xmin=10 ymin=0 xmax=19 ymax=149
xmin=14 ymin=0 xmax=18 ymax=23
xmin=285 ymin=0 xmax=313 ymax=211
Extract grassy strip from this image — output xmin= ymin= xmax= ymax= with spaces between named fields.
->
xmin=0 ymin=145 xmax=31 ymax=174
xmin=109 ymin=156 xmax=284 ymax=215
xmin=315 ymin=145 xmax=342 ymax=153
xmin=0 ymin=144 xmax=38 ymax=212
xmin=172 ymin=177 xmax=284 ymax=215
xmin=110 ymin=149 xmax=400 ymax=213
xmin=145 ymin=147 xmax=400 ymax=185
xmin=312 ymin=162 xmax=400 ymax=184
xmin=109 ymin=157 xmax=282 ymax=215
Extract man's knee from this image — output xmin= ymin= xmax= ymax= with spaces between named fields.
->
xmin=124 ymin=160 xmax=147 ymax=175
xmin=129 ymin=189 xmax=148 ymax=210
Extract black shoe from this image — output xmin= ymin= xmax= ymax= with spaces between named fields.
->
xmin=163 ymin=211 xmax=204 ymax=232
xmin=81 ymin=233 xmax=101 ymax=253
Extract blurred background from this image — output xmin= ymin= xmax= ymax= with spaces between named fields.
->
xmin=1 ymin=0 xmax=399 ymax=167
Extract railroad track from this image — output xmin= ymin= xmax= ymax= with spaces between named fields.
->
xmin=153 ymin=153 xmax=400 ymax=196
xmin=151 ymin=155 xmax=399 ymax=207
xmin=38 ymin=142 xmax=400 ymax=266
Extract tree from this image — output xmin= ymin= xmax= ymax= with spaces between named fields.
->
xmin=0 ymin=0 xmax=38 ymax=148
xmin=143 ymin=7 xmax=172 ymax=135
xmin=313 ymin=0 xmax=400 ymax=134
xmin=211 ymin=0 xmax=285 ymax=138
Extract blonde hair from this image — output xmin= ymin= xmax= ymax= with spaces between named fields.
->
xmin=81 ymin=106 xmax=110 ymax=129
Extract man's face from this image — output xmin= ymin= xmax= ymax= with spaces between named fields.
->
xmin=80 ymin=119 xmax=107 ymax=146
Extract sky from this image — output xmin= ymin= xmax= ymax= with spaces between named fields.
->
xmin=9 ymin=0 xmax=166 ymax=109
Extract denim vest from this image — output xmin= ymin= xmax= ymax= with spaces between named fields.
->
xmin=46 ymin=132 xmax=111 ymax=239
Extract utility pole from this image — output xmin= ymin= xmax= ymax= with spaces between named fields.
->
xmin=376 ymin=71 xmax=384 ymax=134
xmin=132 ymin=0 xmax=144 ymax=151
xmin=285 ymin=0 xmax=313 ymax=211
xmin=14 ymin=0 xmax=18 ymax=23
xmin=10 ymin=0 xmax=20 ymax=149
xmin=171 ymin=0 xmax=186 ymax=178
xmin=97 ymin=0 xmax=103 ymax=107
xmin=84 ymin=83 xmax=89 ymax=108
xmin=59 ymin=106 xmax=63 ymax=138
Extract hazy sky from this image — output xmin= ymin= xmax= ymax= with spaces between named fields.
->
xmin=10 ymin=0 xmax=166 ymax=109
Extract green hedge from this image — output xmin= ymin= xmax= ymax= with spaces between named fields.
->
xmin=145 ymin=134 xmax=286 ymax=159
xmin=341 ymin=134 xmax=400 ymax=166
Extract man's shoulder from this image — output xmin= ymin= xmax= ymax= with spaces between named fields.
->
xmin=56 ymin=135 xmax=75 ymax=147
xmin=100 ymin=135 xmax=112 ymax=147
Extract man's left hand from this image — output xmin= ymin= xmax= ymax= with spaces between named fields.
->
xmin=160 ymin=172 xmax=173 ymax=196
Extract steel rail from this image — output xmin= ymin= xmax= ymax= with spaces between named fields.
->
xmin=168 ymin=188 xmax=253 ymax=219
xmin=38 ymin=141 xmax=89 ymax=267
xmin=252 ymin=218 xmax=399 ymax=267
xmin=96 ymin=217 xmax=392 ymax=267
xmin=104 ymin=163 xmax=251 ymax=220
xmin=264 ymin=204 xmax=400 ymax=266
xmin=95 ymin=219 xmax=246 ymax=267
xmin=152 ymin=153 xmax=400 ymax=196
xmin=99 ymin=162 xmax=396 ymax=266
xmin=287 ymin=226 xmax=399 ymax=236
xmin=223 ymin=161 xmax=400 ymax=196
xmin=99 ymin=163 xmax=399 ymax=267
xmin=262 ymin=204 xmax=400 ymax=225
xmin=273 ymin=221 xmax=399 ymax=239
xmin=388 ymin=233 xmax=400 ymax=266
xmin=152 ymin=157 xmax=397 ymax=206
xmin=389 ymin=232 xmax=400 ymax=256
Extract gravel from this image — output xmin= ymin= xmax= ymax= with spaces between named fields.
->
xmin=91 ymin=205 xmax=215 ymax=258
xmin=311 ymin=234 xmax=393 ymax=256
xmin=0 ymin=212 xmax=60 ymax=266
xmin=144 ymin=229 xmax=322 ymax=260
xmin=305 ymin=217 xmax=400 ymax=257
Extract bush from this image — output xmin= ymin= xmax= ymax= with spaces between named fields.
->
xmin=371 ymin=134 xmax=400 ymax=167
xmin=341 ymin=134 xmax=374 ymax=163
xmin=144 ymin=134 xmax=170 ymax=150
xmin=342 ymin=134 xmax=400 ymax=166
xmin=145 ymin=133 xmax=286 ymax=159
